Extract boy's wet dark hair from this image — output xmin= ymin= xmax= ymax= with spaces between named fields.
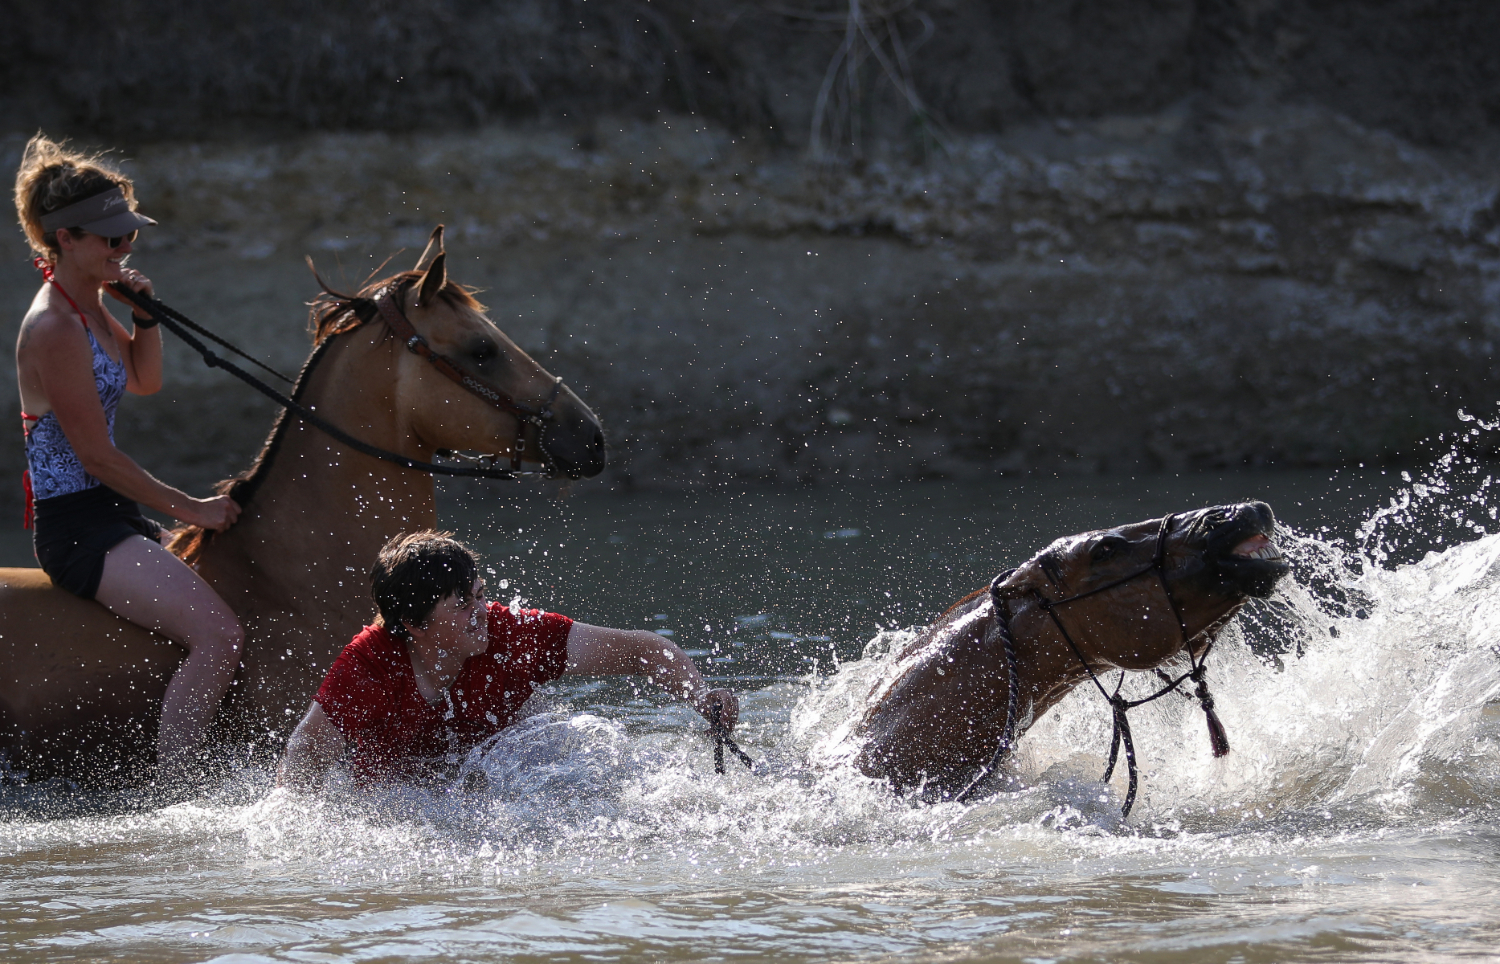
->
xmin=370 ymin=530 xmax=479 ymax=639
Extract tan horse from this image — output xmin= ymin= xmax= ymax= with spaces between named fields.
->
xmin=0 ymin=228 xmax=605 ymax=784
xmin=853 ymin=501 xmax=1289 ymax=804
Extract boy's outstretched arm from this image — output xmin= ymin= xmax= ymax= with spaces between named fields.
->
xmin=564 ymin=622 xmax=738 ymax=731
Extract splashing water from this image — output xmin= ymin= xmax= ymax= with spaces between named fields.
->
xmin=7 ymin=464 xmax=1500 ymax=961
xmin=246 ymin=463 xmax=1500 ymax=874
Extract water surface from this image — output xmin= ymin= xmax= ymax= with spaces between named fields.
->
xmin=5 ymin=467 xmax=1499 ymax=963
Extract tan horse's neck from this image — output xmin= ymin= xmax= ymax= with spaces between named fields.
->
xmin=192 ymin=324 xmax=440 ymax=728
xmin=218 ymin=328 xmax=433 ymax=545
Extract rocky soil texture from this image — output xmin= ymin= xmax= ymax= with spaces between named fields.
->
xmin=2 ymin=1 xmax=1498 ymax=502
xmin=1 ymin=102 xmax=1495 ymax=502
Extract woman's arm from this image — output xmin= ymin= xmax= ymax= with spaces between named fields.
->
xmin=25 ymin=313 xmax=238 ymax=530
xmin=277 ymin=702 xmax=347 ymax=789
xmin=564 ymin=622 xmax=739 ymax=730
xmin=103 ymin=271 xmax=162 ymax=394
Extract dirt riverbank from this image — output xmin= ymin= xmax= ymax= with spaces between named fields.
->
xmin=1 ymin=103 xmax=1497 ymax=511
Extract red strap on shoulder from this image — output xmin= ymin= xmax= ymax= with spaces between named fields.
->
xmin=32 ymin=256 xmax=89 ymax=328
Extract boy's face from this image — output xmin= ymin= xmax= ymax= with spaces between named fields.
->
xmin=417 ymin=578 xmax=489 ymax=662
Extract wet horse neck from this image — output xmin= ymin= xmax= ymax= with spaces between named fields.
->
xmin=1008 ymin=607 xmax=1123 ymax=710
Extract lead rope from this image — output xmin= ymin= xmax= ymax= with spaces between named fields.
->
xmin=107 ymin=279 xmax=293 ymax=383
xmin=1192 ymin=661 xmax=1231 ymax=758
xmin=709 ymin=703 xmax=754 ymax=773
xmin=1037 ymin=589 xmax=1200 ymax=818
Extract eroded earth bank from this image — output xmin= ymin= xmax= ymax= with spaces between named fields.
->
xmin=4 ymin=107 xmax=1498 ymax=507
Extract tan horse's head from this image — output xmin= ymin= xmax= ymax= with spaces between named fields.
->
xmin=170 ymin=228 xmax=605 ymax=563
xmin=996 ymin=501 xmax=1288 ymax=672
xmin=313 ymin=227 xmax=606 ymax=480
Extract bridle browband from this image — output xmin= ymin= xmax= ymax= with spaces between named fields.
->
xmin=955 ymin=514 xmax=1230 ymax=817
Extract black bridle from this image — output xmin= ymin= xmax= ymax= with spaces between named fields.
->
xmin=956 ymin=514 xmax=1230 ymax=817
xmin=111 ymin=282 xmax=569 ymax=481
xmin=368 ymin=289 xmax=566 ymax=475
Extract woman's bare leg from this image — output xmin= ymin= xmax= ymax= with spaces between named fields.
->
xmin=94 ymin=535 xmax=244 ymax=773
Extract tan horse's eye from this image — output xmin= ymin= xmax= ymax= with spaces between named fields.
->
xmin=468 ymin=338 xmax=501 ymax=366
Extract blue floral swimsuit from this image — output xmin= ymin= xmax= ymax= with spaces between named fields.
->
xmin=22 ymin=276 xmax=163 ymax=599
xmin=25 ymin=325 xmax=127 ymax=499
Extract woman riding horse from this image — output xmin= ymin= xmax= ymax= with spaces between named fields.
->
xmin=13 ymin=135 xmax=242 ymax=779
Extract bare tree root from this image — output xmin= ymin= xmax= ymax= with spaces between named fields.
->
xmin=773 ymin=0 xmax=951 ymax=162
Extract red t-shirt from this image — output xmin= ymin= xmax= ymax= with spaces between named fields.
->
xmin=315 ymin=601 xmax=573 ymax=779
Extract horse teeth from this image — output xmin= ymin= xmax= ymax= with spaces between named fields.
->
xmin=1231 ymin=537 xmax=1282 ymax=561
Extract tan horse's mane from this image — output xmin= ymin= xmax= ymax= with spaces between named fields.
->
xmin=170 ymin=269 xmax=484 ymax=564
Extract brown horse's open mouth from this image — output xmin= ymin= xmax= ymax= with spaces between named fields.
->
xmin=1206 ymin=504 xmax=1289 ymax=598
xmin=1230 ymin=533 xmax=1283 ymax=561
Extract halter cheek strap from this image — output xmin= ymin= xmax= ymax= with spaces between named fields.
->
xmin=370 ymin=289 xmax=564 ymax=474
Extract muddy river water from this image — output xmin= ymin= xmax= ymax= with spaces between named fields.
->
xmin=4 ymin=466 xmax=1500 ymax=962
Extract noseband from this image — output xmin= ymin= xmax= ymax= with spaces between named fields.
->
xmin=370 ymin=288 xmax=566 ymax=475
xmin=956 ymin=514 xmax=1230 ymax=817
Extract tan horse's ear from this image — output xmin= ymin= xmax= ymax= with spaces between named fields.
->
xmin=414 ymin=225 xmax=445 ymax=272
xmin=417 ymin=252 xmax=447 ymax=307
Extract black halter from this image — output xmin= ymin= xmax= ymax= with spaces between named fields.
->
xmin=956 ymin=514 xmax=1229 ymax=817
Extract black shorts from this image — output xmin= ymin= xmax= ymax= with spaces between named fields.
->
xmin=32 ymin=485 xmax=166 ymax=600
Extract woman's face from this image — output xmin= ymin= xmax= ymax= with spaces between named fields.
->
xmin=56 ymin=228 xmax=134 ymax=283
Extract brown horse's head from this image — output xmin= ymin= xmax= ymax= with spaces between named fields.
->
xmin=996 ymin=501 xmax=1288 ymax=672
xmin=852 ymin=501 xmax=1289 ymax=801
xmin=315 ymin=227 xmax=606 ymax=480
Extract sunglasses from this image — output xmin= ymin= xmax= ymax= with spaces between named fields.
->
xmin=70 ymin=228 xmax=138 ymax=249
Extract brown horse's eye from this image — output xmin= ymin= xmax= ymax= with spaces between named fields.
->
xmin=1091 ymin=534 xmax=1129 ymax=560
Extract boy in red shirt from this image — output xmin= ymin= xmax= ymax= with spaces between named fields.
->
xmin=277 ymin=530 xmax=737 ymax=786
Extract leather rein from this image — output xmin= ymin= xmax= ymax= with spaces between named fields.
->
xmin=112 ymin=281 xmax=567 ymax=481
xmin=956 ymin=514 xmax=1230 ymax=817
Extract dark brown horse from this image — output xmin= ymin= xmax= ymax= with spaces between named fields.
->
xmin=0 ymin=228 xmax=606 ymax=783
xmin=853 ymin=502 xmax=1289 ymax=804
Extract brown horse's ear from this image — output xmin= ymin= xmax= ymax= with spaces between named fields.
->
xmin=415 ymin=225 xmax=445 ymax=272
xmin=992 ymin=558 xmax=1044 ymax=599
xmin=417 ymin=252 xmax=447 ymax=307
